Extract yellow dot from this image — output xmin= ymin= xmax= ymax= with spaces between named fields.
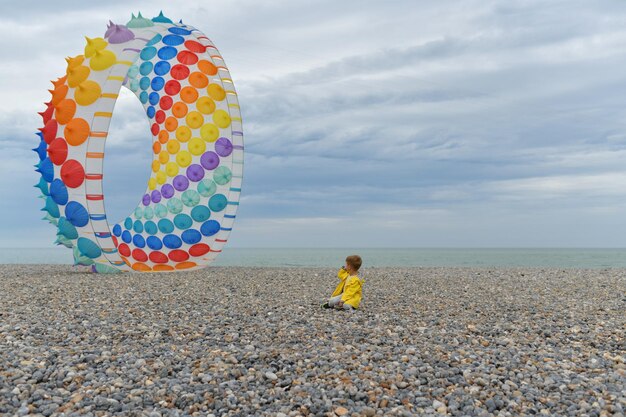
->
xmin=207 ymin=84 xmax=226 ymax=101
xmin=84 ymin=37 xmax=108 ymax=58
xmin=166 ymin=139 xmax=180 ymax=154
xmin=186 ymin=111 xmax=204 ymax=129
xmin=166 ymin=162 xmax=179 ymax=177
xmin=148 ymin=178 xmax=157 ymax=190
xmin=151 ymin=160 xmax=160 ymax=173
xmin=66 ymin=65 xmax=90 ymax=88
xmin=188 ymin=137 xmax=206 ymax=156
xmin=212 ymin=109 xmax=231 ymax=129
xmin=176 ymin=151 xmax=192 ymax=167
xmin=156 ymin=171 xmax=167 ymax=184
xmin=74 ymin=80 xmax=102 ymax=106
xmin=176 ymin=126 xmax=191 ymax=142
xmin=196 ymin=97 xmax=216 ymax=114
xmin=200 ymin=123 xmax=219 ymax=142
xmin=159 ymin=151 xmax=169 ymax=164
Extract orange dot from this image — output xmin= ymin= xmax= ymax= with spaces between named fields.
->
xmin=172 ymin=102 xmax=188 ymax=118
xmin=152 ymin=160 xmax=160 ymax=172
xmin=55 ymin=99 xmax=76 ymax=125
xmin=158 ymin=130 xmax=169 ymax=144
xmin=175 ymin=261 xmax=197 ymax=270
xmin=64 ymin=118 xmax=90 ymax=146
xmin=198 ymin=60 xmax=218 ymax=76
xmin=189 ymin=72 xmax=209 ymax=88
xmin=165 ymin=116 xmax=178 ymax=132
xmin=153 ymin=141 xmax=161 ymax=154
xmin=153 ymin=264 xmax=175 ymax=272
xmin=180 ymin=86 xmax=198 ymax=104
xmin=49 ymin=85 xmax=69 ymax=106
xmin=132 ymin=262 xmax=152 ymax=272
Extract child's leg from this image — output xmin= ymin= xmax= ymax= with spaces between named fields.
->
xmin=327 ymin=294 xmax=343 ymax=307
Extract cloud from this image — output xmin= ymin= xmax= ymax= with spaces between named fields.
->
xmin=4 ymin=0 xmax=626 ymax=248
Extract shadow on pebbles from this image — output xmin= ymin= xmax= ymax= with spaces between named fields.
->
xmin=0 ymin=265 xmax=624 ymax=416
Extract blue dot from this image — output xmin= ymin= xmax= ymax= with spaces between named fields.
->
xmin=158 ymin=46 xmax=178 ymax=60
xmin=146 ymin=34 xmax=162 ymax=46
xmin=209 ymin=194 xmax=228 ymax=212
xmin=147 ymin=236 xmax=163 ymax=250
xmin=140 ymin=46 xmax=157 ymax=60
xmin=182 ymin=229 xmax=202 ymax=244
xmin=162 ymin=34 xmax=184 ymax=46
xmin=149 ymin=92 xmax=160 ymax=105
xmin=163 ymin=234 xmax=182 ymax=249
xmin=124 ymin=217 xmax=133 ymax=229
xmin=139 ymin=76 xmax=151 ymax=90
xmin=154 ymin=61 xmax=171 ymax=76
xmin=173 ymin=213 xmax=192 ymax=230
xmin=147 ymin=106 xmax=156 ymax=118
xmin=144 ymin=221 xmax=157 ymax=235
xmin=139 ymin=61 xmax=153 ymax=75
xmin=121 ymin=230 xmax=132 ymax=243
xmin=133 ymin=234 xmax=146 ymax=248
xmin=201 ymin=220 xmax=220 ymax=236
xmin=139 ymin=91 xmax=149 ymax=104
xmin=151 ymin=77 xmax=165 ymax=91
xmin=158 ymin=218 xmax=175 ymax=234
xmin=168 ymin=27 xmax=192 ymax=35
xmin=112 ymin=224 xmax=122 ymax=237
xmin=133 ymin=220 xmax=144 ymax=233
xmin=191 ymin=206 xmax=211 ymax=222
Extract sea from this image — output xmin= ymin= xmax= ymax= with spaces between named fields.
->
xmin=2 ymin=248 xmax=626 ymax=268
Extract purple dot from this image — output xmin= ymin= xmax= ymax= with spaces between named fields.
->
xmin=142 ymin=194 xmax=150 ymax=206
xmin=151 ymin=190 xmax=162 ymax=203
xmin=173 ymin=175 xmax=189 ymax=191
xmin=186 ymin=164 xmax=205 ymax=182
xmin=161 ymin=183 xmax=175 ymax=199
xmin=215 ymin=137 xmax=233 ymax=157
xmin=200 ymin=151 xmax=220 ymax=170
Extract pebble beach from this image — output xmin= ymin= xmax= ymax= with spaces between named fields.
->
xmin=0 ymin=265 xmax=624 ymax=417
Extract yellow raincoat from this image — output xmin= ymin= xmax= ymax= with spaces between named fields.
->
xmin=331 ymin=268 xmax=364 ymax=309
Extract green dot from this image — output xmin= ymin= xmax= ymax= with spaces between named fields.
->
xmin=167 ymin=197 xmax=183 ymax=214
xmin=213 ymin=166 xmax=232 ymax=185
xmin=182 ymin=190 xmax=200 ymax=207
xmin=143 ymin=206 xmax=154 ymax=220
xmin=134 ymin=207 xmax=143 ymax=220
xmin=197 ymin=179 xmax=217 ymax=197
xmin=154 ymin=203 xmax=168 ymax=218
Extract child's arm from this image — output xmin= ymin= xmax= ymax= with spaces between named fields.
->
xmin=338 ymin=267 xmax=349 ymax=280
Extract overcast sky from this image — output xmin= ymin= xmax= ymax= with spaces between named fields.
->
xmin=3 ymin=0 xmax=626 ymax=248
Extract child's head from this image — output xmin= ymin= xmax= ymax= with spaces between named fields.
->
xmin=345 ymin=255 xmax=362 ymax=273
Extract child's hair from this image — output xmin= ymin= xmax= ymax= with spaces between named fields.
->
xmin=346 ymin=255 xmax=362 ymax=271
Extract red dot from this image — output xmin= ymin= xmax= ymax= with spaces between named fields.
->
xmin=111 ymin=235 xmax=119 ymax=247
xmin=149 ymin=251 xmax=168 ymax=264
xmin=151 ymin=123 xmax=159 ymax=136
xmin=118 ymin=243 xmax=130 ymax=257
xmin=171 ymin=64 xmax=190 ymax=80
xmin=160 ymin=96 xmax=173 ymax=110
xmin=60 ymin=159 xmax=85 ymax=188
xmin=189 ymin=243 xmax=210 ymax=257
xmin=47 ymin=138 xmax=68 ymax=165
xmin=177 ymin=51 xmax=198 ymax=65
xmin=168 ymin=249 xmax=189 ymax=262
xmin=132 ymin=248 xmax=148 ymax=262
xmin=164 ymin=80 xmax=181 ymax=95
xmin=185 ymin=40 xmax=206 ymax=53
xmin=155 ymin=110 xmax=166 ymax=124
xmin=40 ymin=119 xmax=58 ymax=144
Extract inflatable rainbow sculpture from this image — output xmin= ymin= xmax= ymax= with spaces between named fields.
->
xmin=34 ymin=12 xmax=243 ymax=273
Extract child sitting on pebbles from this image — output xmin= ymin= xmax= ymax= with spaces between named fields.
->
xmin=321 ymin=255 xmax=364 ymax=311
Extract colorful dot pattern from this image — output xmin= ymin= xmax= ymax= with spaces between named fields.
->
xmin=34 ymin=13 xmax=243 ymax=273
